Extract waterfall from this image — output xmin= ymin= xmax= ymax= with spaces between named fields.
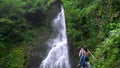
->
xmin=39 ymin=5 xmax=71 ymax=68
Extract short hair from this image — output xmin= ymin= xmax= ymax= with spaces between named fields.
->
xmin=83 ymin=46 xmax=88 ymax=52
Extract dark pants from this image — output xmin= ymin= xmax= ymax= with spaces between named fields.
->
xmin=80 ymin=55 xmax=86 ymax=68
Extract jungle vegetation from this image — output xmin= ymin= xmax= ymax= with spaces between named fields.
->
xmin=0 ymin=0 xmax=120 ymax=68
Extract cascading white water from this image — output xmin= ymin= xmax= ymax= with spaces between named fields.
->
xmin=39 ymin=5 xmax=71 ymax=68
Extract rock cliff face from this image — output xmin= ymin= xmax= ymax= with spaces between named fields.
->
xmin=68 ymin=37 xmax=79 ymax=68
xmin=26 ymin=1 xmax=63 ymax=68
xmin=46 ymin=0 xmax=62 ymax=21
xmin=26 ymin=27 xmax=50 ymax=68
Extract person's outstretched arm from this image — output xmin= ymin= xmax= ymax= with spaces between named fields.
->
xmin=79 ymin=48 xmax=82 ymax=57
xmin=79 ymin=50 xmax=81 ymax=57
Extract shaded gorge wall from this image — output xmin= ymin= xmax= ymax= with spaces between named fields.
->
xmin=26 ymin=0 xmax=64 ymax=68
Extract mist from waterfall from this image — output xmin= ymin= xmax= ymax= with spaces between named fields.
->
xmin=39 ymin=5 xmax=71 ymax=68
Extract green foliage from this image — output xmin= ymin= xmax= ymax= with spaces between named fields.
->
xmin=0 ymin=0 xmax=28 ymax=44
xmin=63 ymin=0 xmax=120 ymax=68
xmin=6 ymin=47 xmax=25 ymax=68
xmin=46 ymin=0 xmax=56 ymax=7
xmin=62 ymin=0 xmax=100 ymax=48
xmin=0 ymin=0 xmax=119 ymax=67
xmin=0 ymin=0 xmax=26 ymax=17
xmin=24 ymin=0 xmax=56 ymax=13
xmin=92 ymin=26 xmax=120 ymax=68
xmin=24 ymin=0 xmax=46 ymax=12
xmin=0 ymin=0 xmax=55 ymax=67
xmin=22 ymin=29 xmax=39 ymax=43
